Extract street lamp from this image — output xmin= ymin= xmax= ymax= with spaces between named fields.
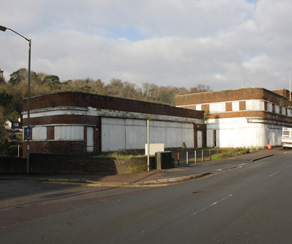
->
xmin=0 ymin=25 xmax=31 ymax=174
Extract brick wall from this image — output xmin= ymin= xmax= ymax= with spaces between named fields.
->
xmin=176 ymin=88 xmax=292 ymax=107
xmin=201 ymin=104 xmax=210 ymax=112
xmin=0 ymin=157 xmax=26 ymax=173
xmin=23 ymin=141 xmax=86 ymax=156
xmin=0 ymin=154 xmax=157 ymax=174
xmin=272 ymin=89 xmax=292 ymax=100
xmin=27 ymin=115 xmax=99 ymax=127
xmin=206 ymin=110 xmax=292 ymax=122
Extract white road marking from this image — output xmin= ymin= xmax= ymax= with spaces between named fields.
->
xmin=192 ymin=194 xmax=233 ymax=216
xmin=256 ymin=170 xmax=281 ymax=183
xmin=269 ymin=171 xmax=280 ymax=177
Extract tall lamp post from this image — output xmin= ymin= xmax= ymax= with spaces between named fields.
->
xmin=0 ymin=25 xmax=31 ymax=174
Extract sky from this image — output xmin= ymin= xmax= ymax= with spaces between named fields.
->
xmin=1 ymin=0 xmax=292 ymax=91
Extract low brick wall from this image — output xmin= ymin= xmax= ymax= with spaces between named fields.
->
xmin=0 ymin=154 xmax=156 ymax=175
xmin=0 ymin=157 xmax=26 ymax=174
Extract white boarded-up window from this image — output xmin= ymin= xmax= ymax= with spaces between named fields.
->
xmin=32 ymin=127 xmax=47 ymax=140
xmin=246 ymin=100 xmax=265 ymax=111
xmin=101 ymin=118 xmax=194 ymax=152
xmin=274 ymin=105 xmax=279 ymax=114
xmin=267 ymin=102 xmax=273 ymax=112
xmin=281 ymin=107 xmax=286 ymax=115
xmin=196 ymin=104 xmax=202 ymax=110
xmin=55 ymin=126 xmax=84 ymax=141
xmin=209 ymin=103 xmax=225 ymax=113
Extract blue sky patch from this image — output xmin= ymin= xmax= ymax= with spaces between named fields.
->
xmin=107 ymin=26 xmax=146 ymax=41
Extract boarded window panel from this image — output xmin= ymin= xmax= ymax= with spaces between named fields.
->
xmin=87 ymin=127 xmax=94 ymax=152
xmin=196 ymin=104 xmax=202 ymax=110
xmin=267 ymin=102 xmax=273 ymax=112
xmin=246 ymin=100 xmax=263 ymax=111
xmin=210 ymin=103 xmax=225 ymax=113
xmin=197 ymin=131 xmax=203 ymax=148
xmin=55 ymin=126 xmax=84 ymax=141
xmin=102 ymin=118 xmax=195 ymax=152
xmin=102 ymin=118 xmax=126 ymax=151
xmin=32 ymin=127 xmax=47 ymax=140
xmin=274 ymin=105 xmax=279 ymax=114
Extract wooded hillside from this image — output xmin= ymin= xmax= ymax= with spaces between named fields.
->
xmin=0 ymin=68 xmax=211 ymax=120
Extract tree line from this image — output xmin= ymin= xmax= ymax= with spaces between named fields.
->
xmin=0 ymin=68 xmax=211 ymax=156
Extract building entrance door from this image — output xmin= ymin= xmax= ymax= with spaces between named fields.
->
xmin=197 ymin=131 xmax=202 ymax=148
xmin=87 ymin=127 xmax=94 ymax=152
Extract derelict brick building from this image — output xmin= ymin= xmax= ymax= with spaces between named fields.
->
xmin=22 ymin=92 xmax=205 ymax=156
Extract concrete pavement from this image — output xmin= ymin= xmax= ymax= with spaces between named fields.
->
xmin=0 ymin=148 xmax=282 ymax=186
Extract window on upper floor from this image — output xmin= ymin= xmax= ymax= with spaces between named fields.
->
xmin=239 ymin=101 xmax=246 ymax=111
xmin=225 ymin=102 xmax=232 ymax=112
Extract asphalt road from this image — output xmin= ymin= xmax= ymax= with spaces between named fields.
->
xmin=1 ymin=150 xmax=292 ymax=243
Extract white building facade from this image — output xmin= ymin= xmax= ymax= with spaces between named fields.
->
xmin=176 ymin=88 xmax=292 ymax=148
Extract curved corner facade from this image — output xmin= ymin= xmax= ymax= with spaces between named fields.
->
xmin=22 ymin=92 xmax=205 ymax=156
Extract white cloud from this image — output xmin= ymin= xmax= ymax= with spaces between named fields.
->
xmin=1 ymin=0 xmax=292 ymax=92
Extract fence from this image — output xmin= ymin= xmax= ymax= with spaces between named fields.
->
xmin=172 ymin=148 xmax=251 ymax=165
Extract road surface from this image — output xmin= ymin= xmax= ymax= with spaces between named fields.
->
xmin=1 ymin=150 xmax=292 ymax=243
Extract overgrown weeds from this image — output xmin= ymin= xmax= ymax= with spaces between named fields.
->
xmin=209 ymin=148 xmax=250 ymax=161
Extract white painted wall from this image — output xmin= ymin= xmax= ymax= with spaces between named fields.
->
xmin=207 ymin=117 xmax=282 ymax=147
xmin=101 ymin=118 xmax=195 ymax=152
xmin=232 ymin=101 xmax=239 ymax=112
xmin=196 ymin=104 xmax=202 ymax=110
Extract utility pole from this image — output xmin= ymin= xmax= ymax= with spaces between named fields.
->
xmin=146 ymin=116 xmax=151 ymax=171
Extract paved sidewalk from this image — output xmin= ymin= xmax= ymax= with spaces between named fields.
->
xmin=0 ymin=148 xmax=282 ymax=186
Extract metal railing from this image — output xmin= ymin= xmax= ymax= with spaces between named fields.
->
xmin=172 ymin=148 xmax=251 ymax=165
